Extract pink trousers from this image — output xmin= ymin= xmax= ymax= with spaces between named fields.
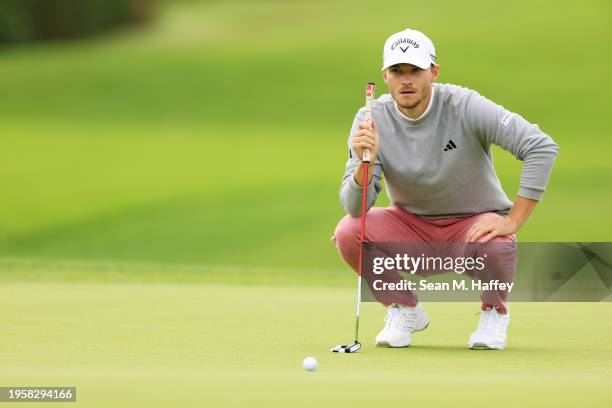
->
xmin=332 ymin=206 xmax=516 ymax=313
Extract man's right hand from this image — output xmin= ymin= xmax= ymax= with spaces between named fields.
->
xmin=351 ymin=120 xmax=379 ymax=186
xmin=351 ymin=120 xmax=379 ymax=163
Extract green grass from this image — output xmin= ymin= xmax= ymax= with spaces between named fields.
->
xmin=0 ymin=281 xmax=610 ymax=407
xmin=0 ymin=1 xmax=611 ymax=406
xmin=0 ymin=0 xmax=611 ymax=268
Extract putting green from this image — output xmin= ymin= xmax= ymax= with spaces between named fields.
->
xmin=1 ymin=278 xmax=610 ymax=407
xmin=0 ymin=1 xmax=610 ymax=406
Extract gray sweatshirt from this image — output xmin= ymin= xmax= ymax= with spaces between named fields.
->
xmin=340 ymin=83 xmax=559 ymax=218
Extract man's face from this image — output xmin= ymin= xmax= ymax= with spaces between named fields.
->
xmin=384 ymin=63 xmax=440 ymax=111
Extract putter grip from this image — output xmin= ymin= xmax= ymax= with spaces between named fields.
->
xmin=362 ymin=149 xmax=371 ymax=163
xmin=363 ymin=108 xmax=371 ymax=163
xmin=363 ymin=82 xmax=375 ymax=163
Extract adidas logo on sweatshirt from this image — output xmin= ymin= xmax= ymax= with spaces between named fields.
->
xmin=443 ymin=139 xmax=457 ymax=151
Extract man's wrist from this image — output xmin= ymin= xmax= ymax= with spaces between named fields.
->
xmin=353 ymin=164 xmax=374 ymax=187
xmin=504 ymin=215 xmax=522 ymax=232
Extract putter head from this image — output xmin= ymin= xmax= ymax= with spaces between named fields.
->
xmin=330 ymin=341 xmax=361 ymax=353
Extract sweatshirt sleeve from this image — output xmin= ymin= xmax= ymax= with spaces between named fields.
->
xmin=339 ymin=109 xmax=383 ymax=217
xmin=465 ymin=92 xmax=559 ymax=200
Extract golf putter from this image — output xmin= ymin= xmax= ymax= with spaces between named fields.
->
xmin=331 ymin=82 xmax=375 ymax=354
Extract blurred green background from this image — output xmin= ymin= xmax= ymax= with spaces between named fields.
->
xmin=1 ymin=0 xmax=611 ymax=273
xmin=1 ymin=2 xmax=611 ymax=407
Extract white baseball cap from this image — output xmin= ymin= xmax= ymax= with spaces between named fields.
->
xmin=381 ymin=28 xmax=437 ymax=71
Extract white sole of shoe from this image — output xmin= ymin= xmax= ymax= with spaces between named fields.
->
xmin=376 ymin=321 xmax=430 ymax=348
xmin=469 ymin=342 xmax=504 ymax=350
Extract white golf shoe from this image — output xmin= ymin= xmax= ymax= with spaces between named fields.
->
xmin=375 ymin=303 xmax=430 ymax=347
xmin=468 ymin=307 xmax=510 ymax=350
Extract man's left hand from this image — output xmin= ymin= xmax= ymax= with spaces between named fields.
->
xmin=466 ymin=214 xmax=519 ymax=243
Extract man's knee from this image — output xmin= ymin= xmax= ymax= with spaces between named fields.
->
xmin=332 ymin=215 xmax=360 ymax=253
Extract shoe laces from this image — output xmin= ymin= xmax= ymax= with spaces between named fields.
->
xmin=476 ymin=307 xmax=505 ymax=335
xmin=384 ymin=304 xmax=416 ymax=331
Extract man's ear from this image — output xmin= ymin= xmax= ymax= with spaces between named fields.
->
xmin=383 ymin=69 xmax=388 ymax=86
xmin=430 ymin=64 xmax=440 ymax=82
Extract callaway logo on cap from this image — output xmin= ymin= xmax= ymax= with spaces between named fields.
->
xmin=381 ymin=28 xmax=437 ymax=71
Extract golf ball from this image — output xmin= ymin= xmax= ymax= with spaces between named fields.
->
xmin=303 ymin=356 xmax=317 ymax=371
